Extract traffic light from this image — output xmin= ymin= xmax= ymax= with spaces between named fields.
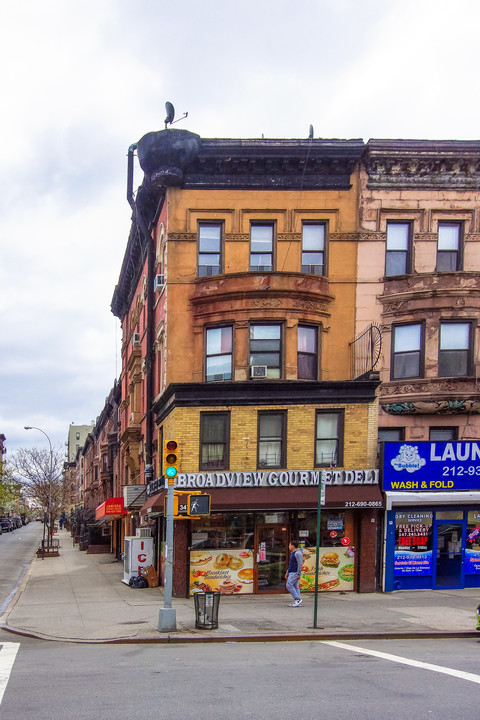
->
xmin=188 ymin=494 xmax=211 ymax=517
xmin=164 ymin=439 xmax=179 ymax=479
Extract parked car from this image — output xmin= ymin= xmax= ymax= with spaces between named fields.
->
xmin=12 ymin=516 xmax=22 ymax=529
xmin=0 ymin=518 xmax=14 ymax=532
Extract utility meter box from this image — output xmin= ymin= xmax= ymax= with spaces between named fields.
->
xmin=122 ymin=536 xmax=154 ymax=585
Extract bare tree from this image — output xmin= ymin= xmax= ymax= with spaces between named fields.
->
xmin=10 ymin=446 xmax=68 ymax=547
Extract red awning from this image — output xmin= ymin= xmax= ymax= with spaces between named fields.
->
xmin=95 ymin=497 xmax=128 ymax=521
xmin=140 ymin=491 xmax=166 ymax=517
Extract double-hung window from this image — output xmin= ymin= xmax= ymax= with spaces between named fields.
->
xmin=249 ymin=324 xmax=281 ymax=378
xmin=386 ymin=222 xmax=412 ymax=277
xmin=258 ymin=411 xmax=286 ymax=468
xmin=205 ymin=326 xmax=233 ymax=382
xmin=250 ymin=223 xmax=274 ymax=271
xmin=297 ymin=325 xmax=318 ymax=380
xmin=200 ymin=412 xmax=230 ymax=470
xmin=198 ymin=223 xmax=222 ymax=277
xmin=391 ymin=323 xmax=424 ymax=380
xmin=437 ymin=222 xmax=462 ymax=272
xmin=302 ymin=223 xmax=325 ymax=275
xmin=315 ymin=410 xmax=343 ymax=467
xmin=438 ymin=321 xmax=473 ymax=377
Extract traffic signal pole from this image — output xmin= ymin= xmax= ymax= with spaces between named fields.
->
xmin=158 ymin=477 xmax=177 ymax=632
xmin=158 ymin=439 xmax=179 ymax=633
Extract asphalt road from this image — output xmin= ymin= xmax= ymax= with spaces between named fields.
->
xmin=0 ymin=636 xmax=479 ymax=719
xmin=0 ymin=520 xmax=43 ymax=614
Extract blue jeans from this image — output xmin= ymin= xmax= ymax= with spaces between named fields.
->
xmin=286 ymin=572 xmax=300 ymax=601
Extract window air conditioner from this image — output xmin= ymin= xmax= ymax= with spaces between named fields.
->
xmin=136 ymin=528 xmax=152 ymax=538
xmin=251 ymin=365 xmax=267 ymax=379
xmin=154 ymin=274 xmax=164 ymax=291
xmin=132 ymin=333 xmax=140 ymax=345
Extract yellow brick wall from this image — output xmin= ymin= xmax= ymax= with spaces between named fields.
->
xmin=158 ymin=399 xmax=377 ymax=474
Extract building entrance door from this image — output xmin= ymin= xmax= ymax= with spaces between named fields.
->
xmin=255 ymin=524 xmax=289 ymax=593
xmin=434 ymin=521 xmax=464 ymax=589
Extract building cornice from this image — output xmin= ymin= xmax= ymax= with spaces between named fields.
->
xmin=365 ymin=139 xmax=480 ymax=190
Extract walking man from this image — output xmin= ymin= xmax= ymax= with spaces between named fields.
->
xmin=285 ymin=540 xmax=303 ymax=607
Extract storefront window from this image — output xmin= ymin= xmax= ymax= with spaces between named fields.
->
xmin=191 ymin=513 xmax=254 ymax=550
xmin=394 ymin=511 xmax=433 ymax=577
xmin=466 ymin=510 xmax=480 ymax=575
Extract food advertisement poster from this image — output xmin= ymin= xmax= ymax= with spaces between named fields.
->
xmin=300 ymin=546 xmax=355 ymax=592
xmin=189 ymin=549 xmax=254 ymax=595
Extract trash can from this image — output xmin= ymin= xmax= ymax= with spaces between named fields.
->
xmin=193 ymin=591 xmax=220 ymax=630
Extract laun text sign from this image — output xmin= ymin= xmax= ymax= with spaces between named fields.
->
xmin=383 ymin=442 xmax=480 ymax=492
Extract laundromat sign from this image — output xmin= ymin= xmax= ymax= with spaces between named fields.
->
xmin=383 ymin=442 xmax=480 ymax=492
xmin=175 ymin=468 xmax=379 ymax=489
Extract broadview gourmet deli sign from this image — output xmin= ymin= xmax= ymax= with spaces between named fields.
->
xmin=147 ymin=468 xmax=379 ymax=495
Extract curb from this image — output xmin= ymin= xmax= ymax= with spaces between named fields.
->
xmin=2 ymin=623 xmax=479 ymax=645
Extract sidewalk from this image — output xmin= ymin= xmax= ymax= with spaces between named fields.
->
xmin=2 ymin=529 xmax=479 ymax=643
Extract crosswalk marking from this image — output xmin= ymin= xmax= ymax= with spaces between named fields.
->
xmin=323 ymin=640 xmax=480 ymax=685
xmin=0 ymin=643 xmax=20 ymax=704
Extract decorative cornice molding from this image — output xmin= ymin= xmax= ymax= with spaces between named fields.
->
xmin=365 ymin=140 xmax=480 ymax=190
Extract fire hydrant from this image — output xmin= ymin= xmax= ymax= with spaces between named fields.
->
xmin=476 ymin=604 xmax=480 ymax=631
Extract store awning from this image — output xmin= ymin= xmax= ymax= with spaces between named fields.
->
xmin=95 ymin=497 xmax=128 ymax=521
xmin=385 ymin=491 xmax=480 ymax=510
xmin=140 ymin=492 xmax=165 ymax=517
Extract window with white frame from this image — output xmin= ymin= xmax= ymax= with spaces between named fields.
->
xmin=315 ymin=411 xmax=343 ymax=467
xmin=205 ymin=326 xmax=233 ymax=382
xmin=198 ymin=223 xmax=222 ymax=277
xmin=391 ymin=323 xmax=424 ymax=380
xmin=437 ymin=222 xmax=462 ymax=272
xmin=250 ymin=223 xmax=274 ymax=271
xmin=302 ymin=223 xmax=325 ymax=275
xmin=249 ymin=324 xmax=281 ymax=378
xmin=438 ymin=321 xmax=473 ymax=377
xmin=258 ymin=412 xmax=286 ymax=468
xmin=386 ymin=222 xmax=412 ymax=277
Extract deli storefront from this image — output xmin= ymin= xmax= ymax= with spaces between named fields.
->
xmin=382 ymin=441 xmax=480 ymax=592
xmin=142 ymin=468 xmax=383 ymax=597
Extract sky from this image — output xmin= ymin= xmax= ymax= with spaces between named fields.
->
xmin=1 ymin=0 xmax=479 ymax=457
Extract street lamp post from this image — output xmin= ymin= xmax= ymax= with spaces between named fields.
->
xmin=24 ymin=426 xmax=53 ymax=549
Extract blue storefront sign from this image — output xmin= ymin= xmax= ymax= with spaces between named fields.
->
xmin=383 ymin=442 xmax=480 ymax=492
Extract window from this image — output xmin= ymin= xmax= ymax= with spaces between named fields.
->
xmin=198 ymin=223 xmax=222 ymax=277
xmin=297 ymin=325 xmax=318 ymax=380
xmin=429 ymin=427 xmax=458 ymax=441
xmin=76 ymin=432 xmax=80 ymax=441
xmin=439 ymin=321 xmax=473 ymax=377
xmin=250 ymin=324 xmax=281 ymax=378
xmin=378 ymin=428 xmax=405 ymax=443
xmin=378 ymin=427 xmax=405 ymax=454
xmin=437 ymin=223 xmax=462 ymax=272
xmin=258 ymin=412 xmax=286 ymax=468
xmin=391 ymin=323 xmax=424 ymax=379
xmin=302 ymin=223 xmax=325 ymax=275
xmin=250 ymin=223 xmax=274 ymax=271
xmin=200 ymin=413 xmax=230 ymax=470
xmin=386 ymin=222 xmax=411 ymax=277
xmin=205 ymin=326 xmax=232 ymax=382
xmin=315 ymin=411 xmax=343 ymax=467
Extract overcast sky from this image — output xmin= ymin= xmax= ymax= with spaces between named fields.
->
xmin=1 ymin=0 xmax=479 ymax=456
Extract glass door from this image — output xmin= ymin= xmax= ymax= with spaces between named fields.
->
xmin=255 ymin=524 xmax=289 ymax=593
xmin=434 ymin=521 xmax=464 ymax=588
